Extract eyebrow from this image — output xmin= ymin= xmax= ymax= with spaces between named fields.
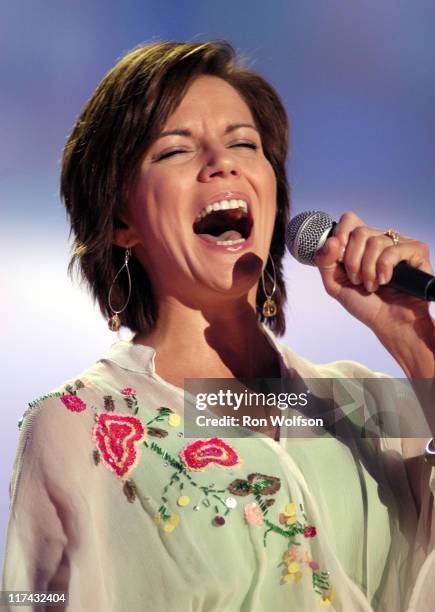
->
xmin=158 ymin=123 xmax=259 ymax=139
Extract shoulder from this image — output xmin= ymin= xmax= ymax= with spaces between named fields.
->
xmin=16 ymin=343 xmax=153 ymax=465
xmin=15 ymin=360 xmax=116 ymax=472
xmin=9 ymin=357 xmax=128 ymax=507
xmin=262 ymin=324 xmax=390 ymax=379
xmin=19 ymin=364 xmax=104 ymax=433
xmin=20 ymin=348 xmax=134 ymax=428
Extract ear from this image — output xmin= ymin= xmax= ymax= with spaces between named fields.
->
xmin=113 ymin=215 xmax=142 ymax=249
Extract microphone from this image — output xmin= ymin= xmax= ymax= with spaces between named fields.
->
xmin=286 ymin=210 xmax=435 ymax=301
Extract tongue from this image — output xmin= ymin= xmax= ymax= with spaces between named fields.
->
xmin=198 ymin=230 xmax=243 ymax=243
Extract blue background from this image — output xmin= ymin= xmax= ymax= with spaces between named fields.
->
xmin=1 ymin=0 xmax=434 ymax=561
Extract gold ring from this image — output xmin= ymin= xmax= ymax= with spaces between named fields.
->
xmin=384 ymin=229 xmax=400 ymax=246
xmin=425 ymin=438 xmax=435 ymax=466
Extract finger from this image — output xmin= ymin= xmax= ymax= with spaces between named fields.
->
xmin=359 ymin=234 xmax=398 ymax=292
xmin=332 ymin=211 xmax=365 ymax=260
xmin=342 ymin=225 xmax=380 ymax=286
xmin=375 ymin=240 xmax=433 ymax=285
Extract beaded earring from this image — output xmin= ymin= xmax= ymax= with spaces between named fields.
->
xmin=108 ymin=248 xmax=132 ymax=331
xmin=261 ymin=254 xmax=277 ymax=317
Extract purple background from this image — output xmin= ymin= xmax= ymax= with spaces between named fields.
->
xmin=1 ymin=0 xmax=434 ymax=562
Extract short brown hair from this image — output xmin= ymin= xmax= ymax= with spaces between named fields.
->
xmin=61 ymin=40 xmax=290 ymax=335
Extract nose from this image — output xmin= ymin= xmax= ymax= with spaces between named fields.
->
xmin=197 ymin=145 xmax=241 ymax=182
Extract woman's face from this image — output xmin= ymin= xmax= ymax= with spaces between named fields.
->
xmin=117 ymin=75 xmax=277 ymax=307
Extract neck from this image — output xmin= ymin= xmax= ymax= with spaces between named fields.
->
xmin=133 ymin=295 xmax=280 ymax=381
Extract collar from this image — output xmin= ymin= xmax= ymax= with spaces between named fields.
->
xmin=99 ymin=340 xmax=157 ymax=375
xmin=98 ymin=324 xmax=297 ymax=378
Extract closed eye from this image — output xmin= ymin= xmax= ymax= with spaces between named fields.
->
xmin=154 ymin=149 xmax=190 ymax=162
xmin=230 ymin=142 xmax=258 ymax=150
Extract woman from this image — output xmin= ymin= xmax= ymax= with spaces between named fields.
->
xmin=2 ymin=41 xmax=434 ymax=611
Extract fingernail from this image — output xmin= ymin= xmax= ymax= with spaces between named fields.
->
xmin=338 ymin=246 xmax=345 ymax=262
xmin=378 ymin=273 xmax=386 ymax=285
xmin=350 ymin=273 xmax=359 ymax=285
xmin=366 ymin=281 xmax=375 ymax=292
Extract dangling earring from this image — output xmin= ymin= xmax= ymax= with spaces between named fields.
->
xmin=261 ymin=254 xmax=277 ymax=317
xmin=108 ymin=248 xmax=132 ymax=331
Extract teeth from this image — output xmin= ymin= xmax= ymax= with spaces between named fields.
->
xmin=216 ymin=238 xmax=246 ymax=246
xmin=196 ymin=199 xmax=248 ymax=221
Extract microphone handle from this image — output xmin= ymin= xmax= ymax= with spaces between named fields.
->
xmin=387 ymin=261 xmax=435 ymax=301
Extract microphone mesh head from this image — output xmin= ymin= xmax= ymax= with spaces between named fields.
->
xmin=286 ymin=211 xmax=334 ymax=266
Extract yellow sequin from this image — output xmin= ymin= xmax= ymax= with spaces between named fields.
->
xmin=285 ymin=502 xmax=297 ymax=515
xmin=168 ymin=413 xmax=181 ymax=427
xmin=168 ymin=514 xmax=180 ymax=526
xmin=320 ymin=588 xmax=336 ymax=606
xmin=177 ymin=495 xmax=190 ymax=507
xmin=152 ymin=515 xmax=161 ymax=525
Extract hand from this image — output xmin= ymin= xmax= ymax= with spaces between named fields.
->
xmin=313 ymin=211 xmax=434 ymax=352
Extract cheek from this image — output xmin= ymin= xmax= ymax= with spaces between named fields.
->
xmin=261 ymin=162 xmax=278 ymax=217
xmin=129 ymin=182 xmax=169 ymax=238
xmin=266 ymin=162 xmax=278 ymax=196
xmin=139 ymin=169 xmax=189 ymax=219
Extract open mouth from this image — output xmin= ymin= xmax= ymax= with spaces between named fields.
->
xmin=192 ymin=199 xmax=254 ymax=246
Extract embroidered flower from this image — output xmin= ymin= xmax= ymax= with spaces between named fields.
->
xmin=244 ymin=502 xmax=263 ymax=526
xmin=282 ymin=561 xmax=303 ymax=583
xmin=93 ymin=412 xmax=145 ymax=478
xmin=121 ymin=387 xmax=136 ymax=396
xmin=309 ymin=560 xmax=320 ymax=571
xmin=283 ymin=545 xmax=300 ymax=563
xmin=61 ymin=394 xmax=87 ymax=413
xmin=304 ymin=525 xmax=317 ymax=538
xmin=228 ymin=478 xmax=251 ymax=496
xmin=180 ymin=438 xmax=240 ymax=471
xmin=279 ymin=502 xmax=298 ymax=526
xmin=248 ymin=473 xmax=281 ymax=495
xmin=228 ymin=473 xmax=281 ymax=497
xmin=319 ymin=588 xmax=336 ymax=606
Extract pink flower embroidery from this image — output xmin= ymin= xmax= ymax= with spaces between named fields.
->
xmin=304 ymin=525 xmax=317 ymax=538
xmin=61 ymin=394 xmax=87 ymax=413
xmin=244 ymin=502 xmax=263 ymax=526
xmin=180 ymin=438 xmax=240 ymax=471
xmin=93 ymin=412 xmax=145 ymax=478
xmin=309 ymin=560 xmax=320 ymax=571
xmin=121 ymin=387 xmax=136 ymax=396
